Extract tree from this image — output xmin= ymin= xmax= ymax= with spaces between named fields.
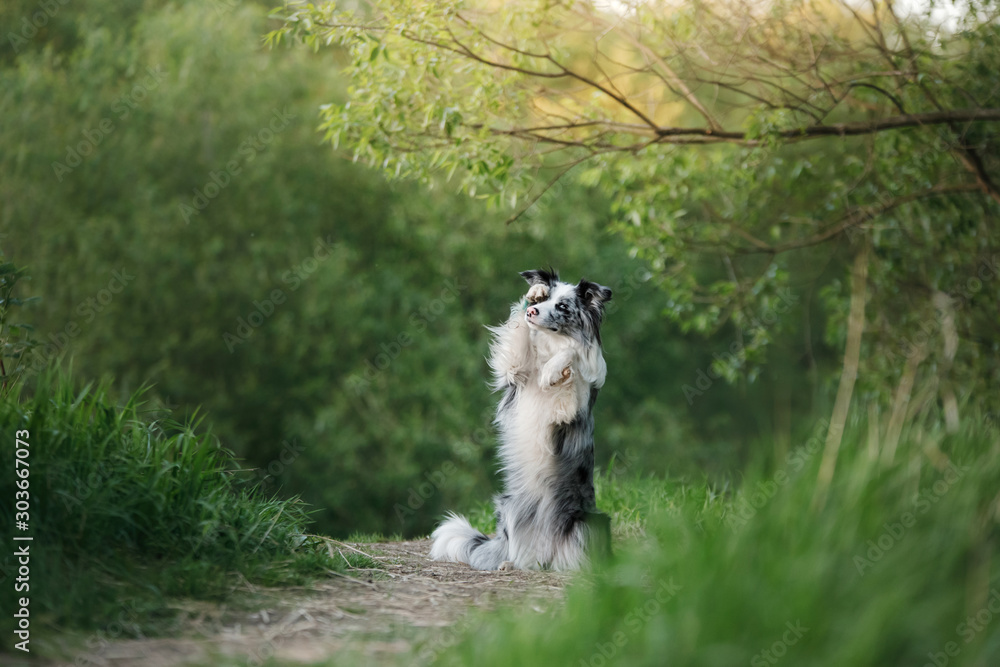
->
xmin=271 ymin=0 xmax=1000 ymax=472
xmin=4 ymin=0 xmax=713 ymax=535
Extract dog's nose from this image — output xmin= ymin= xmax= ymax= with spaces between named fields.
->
xmin=527 ymin=306 xmax=538 ymax=317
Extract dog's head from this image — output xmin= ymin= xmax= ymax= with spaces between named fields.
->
xmin=520 ymin=268 xmax=612 ymax=344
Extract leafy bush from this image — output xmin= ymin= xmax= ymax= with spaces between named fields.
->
xmin=0 ymin=369 xmax=366 ymax=644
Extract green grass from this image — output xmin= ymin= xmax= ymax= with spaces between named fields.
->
xmin=346 ymin=531 xmax=404 ymax=543
xmin=421 ymin=419 xmax=1000 ymax=667
xmin=0 ymin=370 xmax=375 ymax=647
xmin=463 ymin=463 xmax=718 ymax=543
xmin=5 ymin=366 xmax=999 ymax=666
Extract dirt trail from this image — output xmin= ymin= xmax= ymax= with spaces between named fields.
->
xmin=46 ymin=540 xmax=571 ymax=667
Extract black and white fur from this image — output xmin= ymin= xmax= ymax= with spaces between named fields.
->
xmin=429 ymin=268 xmax=613 ymax=570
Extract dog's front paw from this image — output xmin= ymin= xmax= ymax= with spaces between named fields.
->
xmin=526 ymin=283 xmax=549 ymax=304
xmin=541 ymin=364 xmax=573 ymax=387
xmin=498 ymin=560 xmax=517 ymax=571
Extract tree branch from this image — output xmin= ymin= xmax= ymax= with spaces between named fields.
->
xmin=503 ymin=153 xmax=595 ymax=225
xmin=651 ymin=108 xmax=1000 ymax=141
xmin=731 ymin=183 xmax=983 ymax=255
xmin=469 ymin=108 xmax=1000 ymax=151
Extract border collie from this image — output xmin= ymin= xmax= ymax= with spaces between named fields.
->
xmin=429 ymin=268 xmax=612 ymax=570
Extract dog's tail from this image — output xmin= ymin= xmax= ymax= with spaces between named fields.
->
xmin=429 ymin=512 xmax=508 ymax=570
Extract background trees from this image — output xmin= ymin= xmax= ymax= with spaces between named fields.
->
xmin=5 ymin=0 xmax=996 ymax=537
xmin=5 ymin=0 xmax=775 ymax=537
xmin=272 ymin=0 xmax=1000 ymax=439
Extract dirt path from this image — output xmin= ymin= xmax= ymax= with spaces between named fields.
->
xmin=47 ymin=540 xmax=571 ymax=667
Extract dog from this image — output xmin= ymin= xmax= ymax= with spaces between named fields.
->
xmin=429 ymin=268 xmax=613 ymax=570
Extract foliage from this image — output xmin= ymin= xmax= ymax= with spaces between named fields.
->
xmin=0 ymin=0 xmax=832 ymax=539
xmin=426 ymin=418 xmax=1000 ymax=667
xmin=0 ymin=368 xmax=369 ymax=645
xmin=0 ymin=255 xmax=38 ymax=395
xmin=270 ymin=0 xmax=1000 ymax=418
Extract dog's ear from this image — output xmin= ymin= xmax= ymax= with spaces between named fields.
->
xmin=520 ymin=268 xmax=559 ymax=287
xmin=577 ymin=280 xmax=612 ymax=309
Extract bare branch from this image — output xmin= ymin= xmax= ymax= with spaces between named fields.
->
xmin=576 ymin=6 xmax=725 ymax=133
xmin=446 ymin=15 xmax=663 ymax=132
xmin=503 ymin=153 xmax=595 ymax=225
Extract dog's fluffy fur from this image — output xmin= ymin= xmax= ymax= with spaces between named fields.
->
xmin=429 ymin=268 xmax=612 ymax=570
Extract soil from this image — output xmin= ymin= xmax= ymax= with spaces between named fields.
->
xmin=39 ymin=540 xmax=572 ymax=667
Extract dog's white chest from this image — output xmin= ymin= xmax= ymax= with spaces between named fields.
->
xmin=528 ymin=326 xmax=577 ymax=366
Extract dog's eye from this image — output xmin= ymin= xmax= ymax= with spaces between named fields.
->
xmin=555 ymin=302 xmax=569 ymax=313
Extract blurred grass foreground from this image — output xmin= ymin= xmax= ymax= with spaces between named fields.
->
xmin=438 ymin=420 xmax=1000 ymax=667
xmin=1 ymin=368 xmax=998 ymax=666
